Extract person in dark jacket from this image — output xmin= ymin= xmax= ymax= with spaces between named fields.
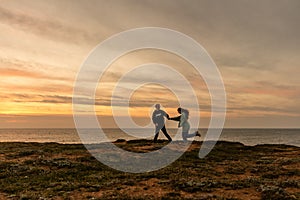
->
xmin=152 ymin=104 xmax=172 ymax=142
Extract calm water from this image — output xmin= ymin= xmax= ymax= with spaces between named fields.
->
xmin=0 ymin=128 xmax=299 ymax=147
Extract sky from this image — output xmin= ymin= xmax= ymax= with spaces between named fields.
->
xmin=0 ymin=0 xmax=299 ymax=128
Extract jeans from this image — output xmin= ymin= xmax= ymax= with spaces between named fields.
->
xmin=182 ymin=131 xmax=197 ymax=141
xmin=154 ymin=125 xmax=172 ymax=142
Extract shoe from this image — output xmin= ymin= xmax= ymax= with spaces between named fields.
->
xmin=195 ymin=131 xmax=201 ymax=137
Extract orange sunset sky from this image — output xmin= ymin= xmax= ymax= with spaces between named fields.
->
xmin=0 ymin=0 xmax=299 ymax=128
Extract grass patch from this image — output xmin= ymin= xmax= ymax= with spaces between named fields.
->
xmin=0 ymin=141 xmax=298 ymax=199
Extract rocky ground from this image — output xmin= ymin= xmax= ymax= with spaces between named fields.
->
xmin=0 ymin=140 xmax=299 ymax=199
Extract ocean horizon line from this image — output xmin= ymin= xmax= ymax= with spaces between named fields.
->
xmin=0 ymin=127 xmax=299 ymax=130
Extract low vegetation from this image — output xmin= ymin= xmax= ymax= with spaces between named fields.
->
xmin=0 ymin=140 xmax=299 ymax=199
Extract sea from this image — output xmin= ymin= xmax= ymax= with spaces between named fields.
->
xmin=0 ymin=128 xmax=299 ymax=147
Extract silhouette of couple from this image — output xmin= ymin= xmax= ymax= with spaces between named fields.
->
xmin=152 ymin=104 xmax=201 ymax=142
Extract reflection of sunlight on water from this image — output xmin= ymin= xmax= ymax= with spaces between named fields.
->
xmin=0 ymin=129 xmax=80 ymax=144
xmin=216 ymin=129 xmax=300 ymax=147
xmin=0 ymin=128 xmax=299 ymax=146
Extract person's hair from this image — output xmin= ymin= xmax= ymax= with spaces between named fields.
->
xmin=155 ymin=104 xmax=160 ymax=109
xmin=177 ymin=107 xmax=189 ymax=119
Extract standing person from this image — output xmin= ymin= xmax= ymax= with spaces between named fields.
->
xmin=169 ymin=107 xmax=201 ymax=141
xmin=152 ymin=104 xmax=172 ymax=142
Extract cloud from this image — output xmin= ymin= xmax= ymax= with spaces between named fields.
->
xmin=0 ymin=6 xmax=97 ymax=45
xmin=0 ymin=58 xmax=74 ymax=80
xmin=1 ymin=1 xmax=299 ymax=127
xmin=0 ymin=68 xmax=45 ymax=78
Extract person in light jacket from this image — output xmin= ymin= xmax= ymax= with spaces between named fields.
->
xmin=169 ymin=107 xmax=201 ymax=141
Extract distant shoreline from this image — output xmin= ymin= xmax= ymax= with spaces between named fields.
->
xmin=1 ymin=128 xmax=300 ymax=129
xmin=0 ymin=139 xmax=299 ymax=148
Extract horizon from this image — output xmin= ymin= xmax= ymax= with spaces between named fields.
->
xmin=0 ymin=127 xmax=300 ymax=130
xmin=1 ymin=1 xmax=300 ymax=129
xmin=9 ymin=127 xmax=300 ymax=130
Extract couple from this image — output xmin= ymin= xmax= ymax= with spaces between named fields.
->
xmin=152 ymin=104 xmax=201 ymax=142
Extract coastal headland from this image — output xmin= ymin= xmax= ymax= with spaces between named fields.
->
xmin=0 ymin=140 xmax=299 ymax=199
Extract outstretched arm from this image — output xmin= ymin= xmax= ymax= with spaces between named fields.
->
xmin=169 ymin=115 xmax=181 ymax=121
xmin=162 ymin=110 xmax=170 ymax=120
